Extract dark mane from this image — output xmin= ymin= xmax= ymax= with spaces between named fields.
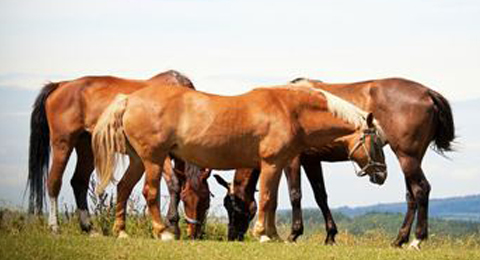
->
xmin=149 ymin=70 xmax=195 ymax=89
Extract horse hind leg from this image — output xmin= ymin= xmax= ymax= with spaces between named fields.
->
xmin=284 ymin=156 xmax=304 ymax=242
xmin=70 ymin=133 xmax=95 ymax=233
xmin=163 ymin=157 xmax=182 ymax=239
xmin=113 ymin=154 xmax=145 ymax=238
xmin=395 ymin=155 xmax=431 ymax=250
xmin=47 ymin=139 xmax=75 ymax=233
xmin=142 ymin=155 xmax=174 ymax=241
xmin=392 ymin=182 xmax=417 ymax=247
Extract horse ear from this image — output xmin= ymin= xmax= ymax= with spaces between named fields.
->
xmin=201 ymin=168 xmax=212 ymax=181
xmin=366 ymin=112 xmax=374 ymax=128
xmin=213 ymin=174 xmax=230 ymax=190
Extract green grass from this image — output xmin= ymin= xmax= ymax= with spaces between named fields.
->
xmin=1 ymin=209 xmax=479 ymax=260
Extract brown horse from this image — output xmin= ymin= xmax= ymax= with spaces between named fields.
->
xmin=28 ymin=70 xmax=210 ymax=238
xmin=216 ymin=77 xmax=454 ymax=248
xmin=214 ymin=119 xmax=386 ymax=241
xmin=92 ymin=81 xmax=387 ymax=241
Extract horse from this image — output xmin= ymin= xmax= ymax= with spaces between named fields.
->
xmin=28 ymin=70 xmax=211 ymax=239
xmin=214 ymin=114 xmax=386 ymax=241
xmin=216 ymin=77 xmax=454 ymax=248
xmin=92 ymin=81 xmax=387 ymax=241
xmin=213 ymin=169 xmax=260 ymax=241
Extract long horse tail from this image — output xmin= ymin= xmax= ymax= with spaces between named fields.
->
xmin=92 ymin=94 xmax=129 ymax=195
xmin=428 ymin=89 xmax=455 ymax=154
xmin=27 ymin=82 xmax=61 ymax=214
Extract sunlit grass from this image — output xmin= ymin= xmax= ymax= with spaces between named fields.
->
xmin=1 ymin=208 xmax=479 ymax=260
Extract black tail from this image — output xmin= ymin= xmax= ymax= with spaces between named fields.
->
xmin=27 ymin=82 xmax=60 ymax=214
xmin=428 ymin=89 xmax=455 ymax=155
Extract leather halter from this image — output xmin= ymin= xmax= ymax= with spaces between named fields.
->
xmin=348 ymin=128 xmax=386 ymax=177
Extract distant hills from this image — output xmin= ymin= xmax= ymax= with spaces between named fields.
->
xmin=275 ymin=194 xmax=480 ymax=237
xmin=334 ymin=194 xmax=480 ymax=222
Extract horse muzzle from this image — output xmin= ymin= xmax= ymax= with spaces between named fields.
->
xmin=369 ymin=170 xmax=387 ymax=185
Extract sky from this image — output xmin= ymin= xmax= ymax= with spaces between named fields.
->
xmin=0 ymin=0 xmax=479 ymax=215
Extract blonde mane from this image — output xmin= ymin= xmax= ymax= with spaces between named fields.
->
xmin=288 ymin=79 xmax=386 ymax=142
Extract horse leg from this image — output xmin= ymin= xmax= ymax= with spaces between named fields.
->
xmin=47 ymin=139 xmax=75 ymax=233
xmin=301 ymin=154 xmax=338 ymax=245
xmin=113 ymin=155 xmax=145 ymax=238
xmin=142 ymin=156 xmax=174 ymax=240
xmin=392 ymin=181 xmax=417 ymax=247
xmin=163 ymin=157 xmax=182 ymax=239
xmin=394 ymin=155 xmax=431 ymax=250
xmin=284 ymin=156 xmax=303 ymax=242
xmin=70 ymin=133 xmax=94 ymax=233
xmin=253 ymin=163 xmax=282 ymax=242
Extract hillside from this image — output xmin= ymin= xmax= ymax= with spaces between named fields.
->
xmin=334 ymin=194 xmax=480 ymax=221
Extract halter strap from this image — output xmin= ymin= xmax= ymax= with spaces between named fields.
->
xmin=348 ymin=128 xmax=385 ymax=177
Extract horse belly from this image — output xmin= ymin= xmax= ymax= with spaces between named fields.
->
xmin=171 ymin=137 xmax=260 ymax=170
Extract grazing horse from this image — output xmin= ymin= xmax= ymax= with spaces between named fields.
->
xmin=92 ymin=81 xmax=387 ymax=241
xmin=214 ymin=112 xmax=386 ymax=241
xmin=213 ymin=169 xmax=260 ymax=241
xmin=217 ymin=77 xmax=454 ymax=248
xmin=28 ymin=70 xmax=210 ymax=238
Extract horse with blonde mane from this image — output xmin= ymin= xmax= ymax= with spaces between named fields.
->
xmin=216 ymin=77 xmax=454 ymax=248
xmin=92 ymin=81 xmax=387 ymax=241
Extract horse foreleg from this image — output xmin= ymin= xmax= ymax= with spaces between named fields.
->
xmin=302 ymin=154 xmax=338 ymax=245
xmin=142 ymin=155 xmax=174 ymax=240
xmin=70 ymin=134 xmax=95 ymax=233
xmin=47 ymin=140 xmax=74 ymax=233
xmin=113 ymin=155 xmax=145 ymax=238
xmin=253 ymin=163 xmax=282 ymax=242
xmin=284 ymin=156 xmax=303 ymax=242
xmin=163 ymin=157 xmax=182 ymax=239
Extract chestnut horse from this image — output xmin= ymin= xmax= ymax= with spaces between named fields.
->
xmin=92 ymin=81 xmax=386 ymax=241
xmin=27 ymin=70 xmax=210 ymax=238
xmin=217 ymin=77 xmax=454 ymax=248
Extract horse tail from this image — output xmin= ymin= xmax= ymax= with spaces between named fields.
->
xmin=27 ymin=82 xmax=60 ymax=214
xmin=428 ymin=89 xmax=455 ymax=155
xmin=92 ymin=94 xmax=129 ymax=195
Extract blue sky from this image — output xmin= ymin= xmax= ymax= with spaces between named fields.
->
xmin=0 ymin=0 xmax=479 ymax=213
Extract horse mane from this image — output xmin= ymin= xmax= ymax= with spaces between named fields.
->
xmin=149 ymin=70 xmax=195 ymax=89
xmin=289 ymin=79 xmax=386 ymax=141
xmin=184 ymin=163 xmax=203 ymax=190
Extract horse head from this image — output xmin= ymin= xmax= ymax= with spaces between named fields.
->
xmin=180 ymin=165 xmax=212 ymax=239
xmin=213 ymin=170 xmax=258 ymax=241
xmin=346 ymin=112 xmax=387 ymax=185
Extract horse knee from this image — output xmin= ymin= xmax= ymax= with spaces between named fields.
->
xmin=142 ymin=185 xmax=149 ymax=201
xmin=289 ymin=190 xmax=302 ymax=206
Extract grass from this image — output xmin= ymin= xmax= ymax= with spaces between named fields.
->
xmin=1 ymin=209 xmax=479 ymax=260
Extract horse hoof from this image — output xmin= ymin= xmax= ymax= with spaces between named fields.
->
xmin=117 ymin=231 xmax=129 ymax=239
xmin=89 ymin=231 xmax=102 ymax=238
xmin=50 ymin=225 xmax=60 ymax=235
xmin=161 ymin=231 xmax=175 ymax=241
xmin=408 ymin=239 xmax=421 ymax=251
xmin=259 ymin=235 xmax=272 ymax=243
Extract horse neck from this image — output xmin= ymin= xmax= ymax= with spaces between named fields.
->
xmin=234 ymin=169 xmax=259 ymax=201
xmin=312 ymin=81 xmax=372 ymax=111
xmin=292 ymin=90 xmax=362 ymax=150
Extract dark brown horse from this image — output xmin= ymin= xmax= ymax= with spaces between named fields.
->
xmin=92 ymin=82 xmax=386 ymax=241
xmin=217 ymin=77 xmax=454 ymax=248
xmin=213 ymin=169 xmax=259 ymax=241
xmin=28 ymin=70 xmax=210 ymax=238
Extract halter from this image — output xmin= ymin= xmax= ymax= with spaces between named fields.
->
xmin=184 ymin=208 xmax=209 ymax=225
xmin=348 ymin=128 xmax=386 ymax=177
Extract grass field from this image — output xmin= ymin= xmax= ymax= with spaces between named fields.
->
xmin=1 ymin=209 xmax=479 ymax=260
